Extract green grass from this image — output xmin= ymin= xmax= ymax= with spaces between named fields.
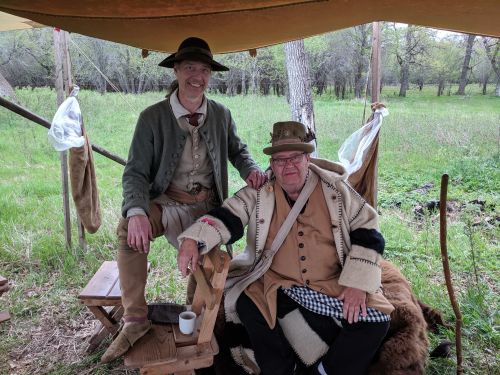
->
xmin=0 ymin=85 xmax=499 ymax=374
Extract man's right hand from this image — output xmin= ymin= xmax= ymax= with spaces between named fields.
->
xmin=127 ymin=215 xmax=153 ymax=254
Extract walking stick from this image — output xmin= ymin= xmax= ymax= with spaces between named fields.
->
xmin=439 ymin=174 xmax=463 ymax=374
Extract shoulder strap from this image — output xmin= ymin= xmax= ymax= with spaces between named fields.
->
xmin=269 ymin=171 xmax=318 ymax=256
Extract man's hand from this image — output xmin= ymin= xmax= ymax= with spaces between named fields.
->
xmin=338 ymin=287 xmax=367 ymax=324
xmin=127 ymin=215 xmax=153 ymax=254
xmin=178 ymin=238 xmax=199 ymax=277
xmin=245 ymin=169 xmax=267 ymax=189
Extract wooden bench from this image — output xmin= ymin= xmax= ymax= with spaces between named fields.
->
xmin=124 ymin=248 xmax=230 ymax=375
xmin=0 ymin=275 xmax=10 ymax=323
xmin=79 ymin=261 xmax=124 ymax=352
xmin=79 ymin=260 xmax=152 ymax=352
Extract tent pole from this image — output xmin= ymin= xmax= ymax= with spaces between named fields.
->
xmin=370 ymin=21 xmax=381 ymax=209
xmin=53 ymin=28 xmax=73 ymax=249
xmin=60 ymin=30 xmax=87 ymax=250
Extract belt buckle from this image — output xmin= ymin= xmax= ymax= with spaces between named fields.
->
xmin=188 ymin=183 xmax=202 ymax=196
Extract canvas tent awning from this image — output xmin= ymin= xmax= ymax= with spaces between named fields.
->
xmin=0 ymin=0 xmax=498 ymax=54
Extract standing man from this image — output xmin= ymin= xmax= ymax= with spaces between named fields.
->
xmin=101 ymin=37 xmax=266 ymax=363
xmin=177 ymin=121 xmax=393 ymax=374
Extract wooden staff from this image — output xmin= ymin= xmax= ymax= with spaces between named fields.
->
xmin=439 ymin=174 xmax=463 ymax=374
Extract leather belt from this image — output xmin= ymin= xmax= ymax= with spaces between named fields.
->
xmin=165 ymin=184 xmax=212 ymax=204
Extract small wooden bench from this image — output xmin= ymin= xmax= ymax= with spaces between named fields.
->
xmin=79 ymin=261 xmax=124 ymax=352
xmin=79 ymin=261 xmax=152 ymax=352
xmin=0 ymin=275 xmax=10 ymax=323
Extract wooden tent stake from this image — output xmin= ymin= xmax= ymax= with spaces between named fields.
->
xmin=439 ymin=174 xmax=463 ymax=375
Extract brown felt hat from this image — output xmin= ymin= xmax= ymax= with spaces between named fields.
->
xmin=159 ymin=37 xmax=229 ymax=71
xmin=263 ymin=121 xmax=316 ymax=155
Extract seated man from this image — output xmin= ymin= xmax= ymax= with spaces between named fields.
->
xmin=178 ymin=121 xmax=394 ymax=375
xmin=101 ymin=37 xmax=266 ymax=363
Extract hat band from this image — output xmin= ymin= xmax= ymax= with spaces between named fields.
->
xmin=272 ymin=138 xmax=304 ymax=146
xmin=175 ymin=46 xmax=213 ymax=59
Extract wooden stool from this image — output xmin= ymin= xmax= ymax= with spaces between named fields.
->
xmin=125 ymin=247 xmax=230 ymax=375
xmin=0 ymin=275 xmax=10 ymax=323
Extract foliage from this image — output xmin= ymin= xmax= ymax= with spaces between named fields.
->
xmin=1 ymin=26 xmax=499 ymax=98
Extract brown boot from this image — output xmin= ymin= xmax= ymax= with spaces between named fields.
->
xmin=101 ymin=320 xmax=151 ymax=363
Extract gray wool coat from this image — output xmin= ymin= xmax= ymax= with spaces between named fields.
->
xmin=121 ymin=97 xmax=258 ymax=217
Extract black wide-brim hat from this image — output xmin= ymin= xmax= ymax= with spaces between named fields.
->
xmin=159 ymin=37 xmax=229 ymax=71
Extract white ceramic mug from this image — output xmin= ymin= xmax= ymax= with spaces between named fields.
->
xmin=179 ymin=311 xmax=197 ymax=335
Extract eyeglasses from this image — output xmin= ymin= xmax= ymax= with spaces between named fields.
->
xmin=271 ymin=153 xmax=306 ymax=167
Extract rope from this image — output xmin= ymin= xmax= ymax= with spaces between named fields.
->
xmin=69 ymin=39 xmax=138 ymax=113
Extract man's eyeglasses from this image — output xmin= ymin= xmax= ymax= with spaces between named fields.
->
xmin=271 ymin=153 xmax=306 ymax=167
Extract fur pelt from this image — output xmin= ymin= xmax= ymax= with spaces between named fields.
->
xmin=367 ymin=260 xmax=429 ymax=375
xmin=196 ymin=260 xmax=434 ymax=375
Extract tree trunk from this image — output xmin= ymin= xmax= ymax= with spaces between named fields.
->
xmin=457 ymin=34 xmax=476 ymax=95
xmin=249 ymin=58 xmax=258 ymax=95
xmin=398 ymin=25 xmax=415 ymax=97
xmin=353 ymin=25 xmax=370 ymax=99
xmin=481 ymin=72 xmax=490 ymax=95
xmin=284 ymin=39 xmax=316 ymax=146
xmin=437 ymin=79 xmax=445 ymax=96
xmin=399 ymin=62 xmax=409 ymax=97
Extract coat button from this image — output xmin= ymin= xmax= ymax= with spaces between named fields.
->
xmin=298 ymin=231 xmax=304 ymax=236
xmin=300 ymin=256 xmax=306 ymax=261
xmin=305 ymin=280 xmax=310 ymax=285
xmin=302 ymin=269 xmax=307 ymax=273
xmin=298 ymin=243 xmax=304 ymax=248
xmin=332 ymin=224 xmax=338 ymax=229
xmin=332 ymin=195 xmax=337 ymax=200
xmin=259 ymin=218 xmax=265 ymax=224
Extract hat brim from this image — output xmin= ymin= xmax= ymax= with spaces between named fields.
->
xmin=159 ymin=52 xmax=229 ymax=71
xmin=263 ymin=143 xmax=315 ymax=155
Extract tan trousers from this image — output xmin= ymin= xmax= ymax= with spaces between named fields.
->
xmin=117 ymin=198 xmax=215 ymax=320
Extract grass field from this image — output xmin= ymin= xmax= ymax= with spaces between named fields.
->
xmin=0 ymin=85 xmax=499 ymax=374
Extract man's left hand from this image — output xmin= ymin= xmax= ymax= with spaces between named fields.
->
xmin=338 ymin=287 xmax=367 ymax=324
xmin=245 ymin=169 xmax=267 ymax=189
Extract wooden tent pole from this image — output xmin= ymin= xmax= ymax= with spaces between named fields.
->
xmin=371 ymin=22 xmax=381 ymax=103
xmin=59 ymin=30 xmax=87 ymax=250
xmin=370 ymin=21 xmax=381 ymax=208
xmin=53 ymin=28 xmax=72 ymax=249
xmin=439 ymin=174 xmax=463 ymax=374
xmin=0 ymin=96 xmax=126 ymax=166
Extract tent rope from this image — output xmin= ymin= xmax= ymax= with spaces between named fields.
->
xmin=69 ymin=39 xmax=138 ymax=113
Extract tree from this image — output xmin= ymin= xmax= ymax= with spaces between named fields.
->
xmin=350 ymin=24 xmax=371 ymax=98
xmin=429 ymin=38 xmax=461 ymax=96
xmin=389 ymin=24 xmax=432 ymax=97
xmin=456 ymin=34 xmax=476 ymax=95
xmin=482 ymin=37 xmax=500 ymax=96
xmin=284 ymin=39 xmax=316 ymax=142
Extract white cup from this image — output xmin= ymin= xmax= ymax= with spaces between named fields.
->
xmin=179 ymin=311 xmax=197 ymax=335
